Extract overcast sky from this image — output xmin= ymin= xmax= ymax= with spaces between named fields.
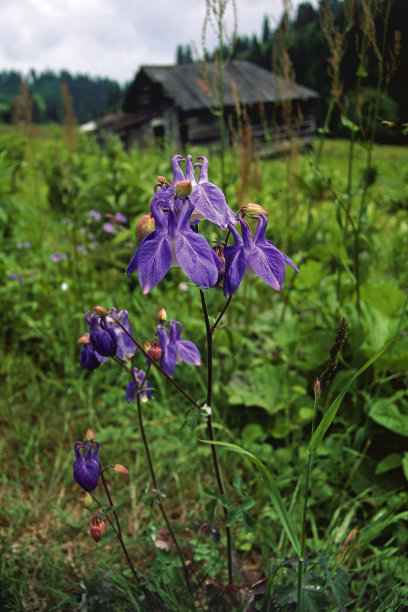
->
xmin=1 ymin=0 xmax=317 ymax=84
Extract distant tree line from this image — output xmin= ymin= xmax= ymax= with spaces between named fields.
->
xmin=176 ymin=0 xmax=408 ymax=135
xmin=0 ymin=69 xmax=123 ymax=124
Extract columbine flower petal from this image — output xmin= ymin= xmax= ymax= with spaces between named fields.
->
xmin=223 ymin=214 xmax=299 ymax=296
xmin=73 ymin=440 xmax=100 ymax=492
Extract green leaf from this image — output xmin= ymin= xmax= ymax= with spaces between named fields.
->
xmin=309 ymin=338 xmax=393 ymax=453
xmin=330 ymin=568 xmax=350 ymax=611
xmin=375 ymin=453 xmax=402 ymax=474
xmin=205 ymin=498 xmax=218 ymax=521
xmin=361 ymin=283 xmax=406 ymax=317
xmin=356 ymin=64 xmax=368 ymax=77
xmin=401 ymin=453 xmax=408 ymax=481
xmin=199 ymin=440 xmax=301 ymax=556
xmin=369 ymin=394 xmax=408 ymax=436
xmin=341 ymin=115 xmax=359 ymax=132
xmin=225 ymin=508 xmax=241 ymax=527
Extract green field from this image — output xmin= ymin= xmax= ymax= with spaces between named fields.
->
xmin=1 ymin=124 xmax=408 ymax=610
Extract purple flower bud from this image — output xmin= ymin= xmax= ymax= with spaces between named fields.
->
xmin=73 ymin=440 xmax=100 ymax=492
xmin=87 ymin=312 xmax=118 ymax=357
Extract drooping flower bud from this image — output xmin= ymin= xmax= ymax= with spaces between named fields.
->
xmin=175 ymin=179 xmax=193 ymax=199
xmin=239 ymin=203 xmax=269 ymax=217
xmin=157 ymin=308 xmax=167 ymax=323
xmin=114 ymin=464 xmax=129 ymax=474
xmin=137 ymin=212 xmax=155 ymax=243
xmin=89 ymin=516 xmax=105 ymax=542
xmin=78 ymin=491 xmax=93 ymax=508
xmin=73 ymin=440 xmax=101 ymax=492
xmin=149 ymin=341 xmax=162 ymax=362
xmin=86 ymin=429 xmax=95 ymax=441
xmin=77 ymin=334 xmax=90 ymax=344
xmin=142 ymin=340 xmax=151 ymax=353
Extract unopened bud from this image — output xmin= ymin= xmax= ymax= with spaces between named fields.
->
xmin=157 ymin=308 xmax=167 ymax=323
xmin=77 ymin=334 xmax=90 ymax=344
xmin=78 ymin=491 xmax=93 ymax=508
xmin=149 ymin=342 xmax=162 ymax=362
xmin=313 ymin=379 xmax=321 ymax=401
xmin=240 ymin=203 xmax=269 ymax=217
xmin=142 ymin=340 xmax=151 ymax=353
xmin=137 ymin=212 xmax=155 ymax=243
xmin=157 ymin=175 xmax=170 ymax=186
xmin=175 ymin=180 xmax=193 ymax=199
xmin=94 ymin=306 xmax=107 ymax=316
xmin=86 ymin=429 xmax=96 ymax=441
xmin=89 ymin=516 xmax=105 ymax=542
xmin=114 ymin=464 xmax=129 ymax=474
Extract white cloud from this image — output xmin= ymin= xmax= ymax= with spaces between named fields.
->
xmin=0 ymin=0 xmax=317 ymax=82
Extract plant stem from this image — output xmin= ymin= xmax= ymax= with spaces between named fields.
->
xmin=200 ymin=289 xmax=233 ymax=584
xmin=297 ymin=392 xmax=319 ymax=612
xmin=133 ymin=366 xmax=192 ymax=593
xmin=114 ymin=316 xmax=201 ymax=411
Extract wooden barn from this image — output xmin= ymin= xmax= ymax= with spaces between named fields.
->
xmin=90 ymin=60 xmax=318 ymax=152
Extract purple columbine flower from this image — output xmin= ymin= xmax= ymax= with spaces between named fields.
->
xmin=127 ymin=198 xmax=223 ymax=294
xmin=171 ymin=154 xmax=236 ymax=229
xmin=73 ymin=439 xmax=100 ymax=492
xmin=156 ymin=320 xmax=201 ymax=377
xmin=125 ymin=368 xmax=152 ymax=403
xmin=86 ymin=312 xmax=118 ymax=357
xmin=78 ymin=334 xmax=108 ymax=370
xmin=109 ymin=308 xmax=136 ymax=362
xmin=89 ymin=210 xmax=101 ymax=221
xmin=103 ymin=222 xmax=116 ymax=234
xmin=223 ymin=214 xmax=299 ymax=297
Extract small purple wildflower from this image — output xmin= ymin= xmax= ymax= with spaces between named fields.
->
xmin=89 ymin=210 xmax=101 ymax=221
xmin=80 ymin=226 xmax=88 ymax=233
xmin=114 ymin=212 xmax=127 ymax=224
xmin=62 ymin=218 xmax=73 ymax=226
xmin=23 ymin=241 xmax=31 ymax=248
xmin=73 ymin=439 xmax=100 ymax=492
xmin=76 ymin=245 xmax=88 ymax=255
xmin=125 ymin=368 xmax=152 ymax=403
xmin=156 ymin=320 xmax=201 ymax=377
xmin=103 ymin=222 xmax=116 ymax=235
xmin=51 ymin=253 xmax=60 ymax=262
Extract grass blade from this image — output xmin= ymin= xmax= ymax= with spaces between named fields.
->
xmin=308 ymin=338 xmax=393 ymax=454
xmin=200 ymin=439 xmax=301 ymax=556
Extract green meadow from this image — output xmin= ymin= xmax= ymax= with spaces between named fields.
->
xmin=1 ymin=124 xmax=408 ymax=610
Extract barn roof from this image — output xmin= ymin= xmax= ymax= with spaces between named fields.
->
xmin=123 ymin=60 xmax=318 ymax=112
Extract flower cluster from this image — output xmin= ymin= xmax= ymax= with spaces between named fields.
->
xmin=126 ymin=154 xmax=298 ymax=296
